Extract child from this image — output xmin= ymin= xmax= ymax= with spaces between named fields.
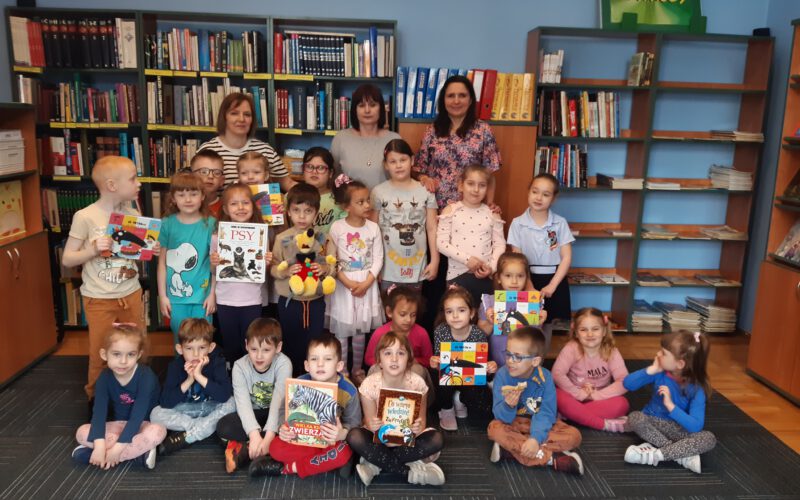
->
xmin=215 ymin=318 xmax=292 ymax=475
xmin=72 ymin=324 xmax=166 ymax=469
xmin=507 ymin=173 xmax=574 ymax=326
xmin=346 ymin=332 xmax=445 ymax=486
xmin=190 ymin=149 xmax=226 ymax=218
xmin=552 ymin=307 xmax=629 ymax=432
xmin=436 ymin=164 xmax=505 ymax=307
xmin=250 ymin=334 xmax=362 ymax=478
xmin=61 ymin=156 xmax=151 ymax=406
xmin=237 ymin=151 xmax=269 ymax=186
xmin=371 ymin=139 xmax=439 ymax=292
xmin=326 ymin=175 xmax=384 ymax=382
xmin=365 ymin=285 xmax=432 ymax=372
xmin=487 ymin=326 xmax=583 ymax=475
xmin=303 ymin=147 xmax=344 ymax=245
xmin=157 ymin=171 xmax=217 ymax=344
xmin=150 ymin=318 xmax=235 ymax=455
xmin=623 ymin=330 xmax=716 ymax=474
xmin=429 ymin=285 xmax=497 ymax=431
xmin=271 ymin=183 xmax=335 ymax=375
xmin=210 ymin=183 xmax=273 ymax=364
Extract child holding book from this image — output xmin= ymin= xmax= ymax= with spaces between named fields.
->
xmin=303 ymin=147 xmax=344 ymax=245
xmin=190 ymin=150 xmax=226 ymax=218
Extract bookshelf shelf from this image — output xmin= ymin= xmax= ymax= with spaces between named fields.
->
xmin=774 ymin=202 xmax=800 ymax=213
xmin=537 ymin=135 xmax=644 ymax=143
xmin=569 ymin=268 xmax=631 ymax=287
xmin=0 ymin=170 xmax=36 ymax=182
xmin=651 ymin=130 xmax=764 ymax=144
xmin=538 ymin=79 xmax=649 ymax=91
xmin=39 ymin=122 xmax=137 ymax=129
xmin=14 ymin=65 xmax=138 ymax=75
xmin=655 ymin=81 xmax=767 ymax=94
xmin=396 ymin=118 xmax=538 ymax=127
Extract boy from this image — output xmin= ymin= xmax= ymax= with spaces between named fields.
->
xmin=150 ymin=318 xmax=235 ymax=455
xmin=62 ymin=156 xmax=153 ymax=409
xmin=190 ymin=149 xmax=225 ymax=217
xmin=215 ymin=318 xmax=292 ymax=475
xmin=250 ymin=334 xmax=361 ymax=478
xmin=271 ymin=183 xmax=334 ymax=374
xmin=487 ymin=326 xmax=584 ymax=475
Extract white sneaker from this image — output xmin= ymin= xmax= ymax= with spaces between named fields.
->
xmin=624 ymin=442 xmax=660 ymax=466
xmin=489 ymin=442 xmax=501 ymax=463
xmin=675 ymin=454 xmax=702 ymax=474
xmin=438 ymin=408 xmax=458 ymax=431
xmin=356 ymin=458 xmax=381 ymax=486
xmin=144 ymin=448 xmax=157 ymax=470
xmin=407 ymin=460 xmax=445 ymax=486
xmin=453 ymin=391 xmax=468 ymax=418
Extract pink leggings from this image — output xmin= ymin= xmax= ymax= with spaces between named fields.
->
xmin=556 ymin=388 xmax=629 ymax=430
xmin=76 ymin=421 xmax=166 ymax=461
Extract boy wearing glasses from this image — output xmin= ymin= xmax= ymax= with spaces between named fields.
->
xmin=487 ymin=326 xmax=584 ymax=474
xmin=190 ymin=150 xmax=226 ymax=217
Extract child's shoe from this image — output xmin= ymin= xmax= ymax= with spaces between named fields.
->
xmin=624 ymin=442 xmax=661 ymax=466
xmin=224 ymin=440 xmax=249 ymax=473
xmin=675 ymin=454 xmax=702 ymax=474
xmin=489 ymin=442 xmax=502 ymax=463
xmin=248 ymin=456 xmax=284 ymax=477
xmin=158 ymin=431 xmax=188 ymax=455
xmin=453 ymin=391 xmax=468 ymax=418
xmin=406 ymin=460 xmax=446 ymax=486
xmin=71 ymin=445 xmax=92 ymax=465
xmin=338 ymin=453 xmax=356 ymax=478
xmin=603 ymin=416 xmax=628 ymax=433
xmin=356 ymin=457 xmax=381 ymax=486
xmin=133 ymin=448 xmax=157 ymax=470
xmin=551 ymin=450 xmax=584 ymax=475
xmin=437 ymin=408 xmax=457 ymax=431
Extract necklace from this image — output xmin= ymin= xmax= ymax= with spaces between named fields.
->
xmin=360 ymin=130 xmax=381 ymax=167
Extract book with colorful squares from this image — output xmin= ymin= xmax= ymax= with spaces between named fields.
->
xmin=439 ymin=341 xmax=488 ymax=386
xmin=489 ymin=290 xmax=541 ymax=336
xmin=250 ymin=183 xmax=284 ymax=225
xmin=104 ymin=212 xmax=161 ymax=261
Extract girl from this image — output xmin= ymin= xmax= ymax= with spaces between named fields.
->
xmin=157 ymin=171 xmax=217 ymax=343
xmin=237 ymin=151 xmax=269 ymax=186
xmin=429 ymin=285 xmax=497 ymax=431
xmin=623 ymin=330 xmax=716 ymax=474
xmin=365 ymin=286 xmax=432 ymax=369
xmin=72 ymin=324 xmax=166 ymax=469
xmin=552 ymin=307 xmax=629 ymax=432
xmin=436 ymin=164 xmax=505 ymax=308
xmin=303 ymin=147 xmax=344 ymax=245
xmin=347 ymin=331 xmax=445 ymax=486
xmin=210 ymin=183 xmax=273 ymax=364
xmin=507 ymin=173 xmax=574 ymax=326
xmin=371 ymin=139 xmax=439 ymax=292
xmin=326 ymin=174 xmax=385 ymax=382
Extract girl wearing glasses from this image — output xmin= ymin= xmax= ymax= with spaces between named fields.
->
xmin=303 ymin=147 xmax=344 ymax=245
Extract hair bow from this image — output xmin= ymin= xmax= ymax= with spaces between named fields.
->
xmin=334 ymin=173 xmax=352 ymax=188
xmin=693 ymin=331 xmax=701 ymax=343
xmin=603 ymin=314 xmax=609 ymax=325
xmin=447 ymin=283 xmax=460 ymax=290
xmin=386 ymin=283 xmax=397 ymax=294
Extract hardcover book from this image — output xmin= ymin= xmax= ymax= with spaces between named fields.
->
xmin=439 ymin=342 xmax=488 ymax=386
xmin=250 ymin=183 xmax=284 ymax=226
xmin=637 ymin=272 xmax=671 ymax=287
xmin=374 ymin=388 xmax=423 ymax=447
xmin=216 ymin=221 xmax=269 ymax=283
xmin=105 ymin=212 xmax=160 ymax=260
xmin=284 ymin=378 xmax=339 ymax=448
xmin=488 ymin=290 xmax=541 ymax=336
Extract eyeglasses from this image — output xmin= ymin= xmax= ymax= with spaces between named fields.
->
xmin=503 ymin=350 xmax=538 ymax=363
xmin=303 ymin=163 xmax=329 ymax=173
xmin=192 ymin=167 xmax=224 ymax=178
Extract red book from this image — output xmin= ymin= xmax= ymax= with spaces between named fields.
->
xmin=479 ymin=69 xmax=497 ymax=121
xmin=274 ymin=32 xmax=283 ymax=73
xmin=568 ymin=98 xmax=578 ymax=137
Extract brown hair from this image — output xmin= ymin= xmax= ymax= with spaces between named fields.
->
xmin=531 ymin=172 xmax=560 ymax=196
xmin=383 ymin=285 xmax=424 ymax=315
xmin=219 ymin=183 xmax=261 ymax=223
xmin=163 ymin=171 xmax=211 ymax=220
xmin=236 ymin=152 xmax=269 ymax=177
xmin=374 ymin=331 xmax=415 ymax=370
xmin=190 ymin=149 xmax=223 ymax=169
xmin=350 ymin=83 xmax=386 ymax=130
xmin=383 ymin=138 xmax=414 ymax=159
xmin=216 ymin=92 xmax=256 ymax=138
xmin=569 ymin=307 xmax=616 ymax=361
xmin=661 ymin=330 xmax=711 ymax=397
xmin=286 ymin=182 xmax=321 ymax=211
xmin=493 ymin=252 xmax=531 ymax=289
xmin=460 ymin=163 xmax=493 ymax=184
xmin=302 ymin=147 xmax=335 ymax=191
xmin=434 ymin=75 xmax=477 ymax=138
xmin=508 ymin=326 xmax=546 ymax=358
xmin=246 ymin=318 xmax=282 ymax=347
xmin=435 ymin=284 xmax=476 ymax=329
xmin=178 ymin=318 xmax=215 ymax=345
xmin=332 ymin=176 xmax=368 ymax=207
xmin=308 ymin=333 xmax=342 ymax=361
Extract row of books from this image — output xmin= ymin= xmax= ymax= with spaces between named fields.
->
xmin=534 ymin=144 xmax=588 ymax=188
xmin=273 ymin=29 xmax=394 ymax=78
xmin=709 ymin=130 xmax=764 ymax=142
xmin=149 ymin=137 xmax=201 ymax=178
xmin=538 ymin=49 xmax=564 ymax=84
xmin=39 ymin=132 xmax=143 ymax=176
xmin=641 ymin=224 xmax=747 ymax=241
xmin=636 ymin=272 xmax=742 ymax=288
xmin=9 ymin=16 xmax=137 ymax=69
xmin=42 ymin=187 xmax=98 ymax=233
xmin=537 ymin=90 xmax=621 ymax=138
xmin=18 ymin=76 xmax=139 ymax=124
xmin=568 ymin=272 xmax=629 ymax=285
xmin=0 ymin=130 xmax=25 ymax=176
xmin=626 ymin=52 xmax=655 ymax=86
xmin=144 ymin=29 xmax=265 ymax=73
xmin=273 ymin=84 xmax=352 ymax=131
xmin=709 ymin=164 xmax=753 ymax=191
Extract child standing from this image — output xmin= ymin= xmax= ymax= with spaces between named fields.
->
xmin=150 ymin=318 xmax=235 ymax=455
xmin=623 ymin=330 xmax=716 ymax=474
xmin=72 ymin=324 xmax=166 ymax=469
xmin=157 ymin=171 xmax=217 ymax=344
xmin=487 ymin=326 xmax=583 ymax=475
xmin=437 ymin=164 xmax=505 ymax=307
xmin=507 ymin=173 xmax=574 ymax=326
xmin=237 ymin=151 xmax=270 ymax=186
xmin=327 ymin=175 xmax=384 ymax=382
xmin=190 ymin=150 xmax=226 ymax=218
xmin=552 ymin=307 xmax=629 ymax=432
xmin=429 ymin=285 xmax=497 ymax=431
xmin=365 ymin=286 xmax=432 ymax=372
xmin=372 ymin=139 xmax=439 ymax=292
xmin=303 ymin=147 xmax=344 ymax=245
xmin=347 ymin=332 xmax=445 ymax=486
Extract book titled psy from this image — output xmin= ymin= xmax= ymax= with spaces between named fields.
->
xmin=216 ymin=221 xmax=269 ymax=283
xmin=374 ymin=388 xmax=423 ymax=447
xmin=488 ymin=290 xmax=541 ymax=335
xmin=250 ymin=183 xmax=284 ymax=225
xmin=439 ymin=342 xmax=488 ymax=386
xmin=105 ymin=213 xmax=161 ymax=260
xmin=284 ymin=378 xmax=339 ymax=448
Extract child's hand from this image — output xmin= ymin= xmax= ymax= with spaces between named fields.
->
xmin=475 ymin=264 xmax=492 ymax=279
xmin=421 ymin=261 xmax=438 ymax=281
xmin=184 ymin=360 xmax=198 ymax=379
xmin=151 ymin=241 xmax=162 ymax=257
xmin=658 ymin=385 xmax=675 ymax=412
xmin=203 ymin=293 xmax=216 ymax=316
xmin=504 ymin=388 xmax=523 ymax=408
xmin=486 ymin=307 xmax=496 ymax=325
xmin=257 ymin=433 xmax=273 ymax=457
xmin=520 ymin=438 xmax=540 ymax=459
xmin=248 ymin=431 xmax=263 ymax=459
xmin=309 ymin=262 xmax=321 ymax=274
xmin=487 ymin=361 xmax=498 ymax=374
xmin=366 ymin=417 xmax=383 ymax=433
xmin=159 ymin=296 xmax=171 ymax=318
xmin=351 ymin=280 xmax=371 ymax=298
xmin=103 ymin=442 xmax=126 ymax=469
xmin=647 ymin=352 xmax=664 ymax=375
xmin=539 ymin=309 xmax=548 ymax=323
xmin=191 ymin=357 xmax=208 ymax=380
xmin=541 ymin=282 xmax=557 ymax=298
xmin=429 ymin=356 xmax=440 ymax=369
xmin=89 ymin=442 xmax=106 ymax=468
xmin=320 ymin=419 xmax=343 ymax=444
xmin=264 ymin=251 xmax=273 ymax=266
xmin=411 ymin=417 xmax=423 ymax=435
xmin=466 ymin=256 xmax=486 ymax=273
xmin=278 ymin=423 xmax=297 ymax=442
xmin=210 ymin=251 xmax=220 ymax=266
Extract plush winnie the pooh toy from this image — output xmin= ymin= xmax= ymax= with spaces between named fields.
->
xmin=276 ymin=228 xmax=337 ymax=297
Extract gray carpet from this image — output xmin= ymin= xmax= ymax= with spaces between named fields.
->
xmin=0 ymin=356 xmax=799 ymax=499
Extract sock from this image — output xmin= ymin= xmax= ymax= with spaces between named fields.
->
xmin=351 ymin=333 xmax=366 ymax=373
xmin=339 ymin=336 xmax=350 ymax=371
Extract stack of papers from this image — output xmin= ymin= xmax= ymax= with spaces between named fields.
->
xmin=646 ymin=181 xmax=681 ymax=190
xmin=642 ymin=225 xmax=678 ymax=240
xmin=686 ymin=296 xmax=737 ymax=333
xmin=632 ymin=300 xmax=664 ymax=332
xmin=710 ymin=130 xmax=764 ymax=142
xmin=653 ymin=301 xmax=702 ymax=331
xmin=700 ymin=225 xmax=747 ymax=241
xmin=596 ymin=173 xmax=644 ymax=190
xmin=709 ymin=165 xmax=753 ymax=191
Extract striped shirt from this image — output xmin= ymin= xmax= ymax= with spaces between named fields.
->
xmin=197 ymin=137 xmax=288 ymax=187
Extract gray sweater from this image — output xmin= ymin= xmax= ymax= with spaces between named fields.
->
xmin=231 ymin=352 xmax=292 ymax=435
xmin=331 ymin=128 xmax=401 ymax=190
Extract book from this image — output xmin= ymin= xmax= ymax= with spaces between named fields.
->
xmin=636 ymin=272 xmax=670 ymax=287
xmin=250 ymin=183 xmax=284 ymax=226
xmin=284 ymin=378 xmax=339 ymax=448
xmin=694 ymin=274 xmax=742 ymax=287
xmin=708 ymin=164 xmax=753 ymax=191
xmin=215 ymin=221 xmax=269 ymax=283
xmin=596 ymin=173 xmax=643 ymax=190
xmin=595 ymin=273 xmax=629 ymax=284
xmin=0 ymin=181 xmax=26 ymax=240
xmin=374 ymin=388 xmax=423 ymax=446
xmin=104 ymin=212 xmax=161 ymax=261
xmin=489 ymin=290 xmax=541 ymax=336
xmin=439 ymin=342 xmax=488 ymax=386
xmin=641 ymin=224 xmax=678 ymax=240
xmin=665 ymin=275 xmax=701 ymax=286
xmin=605 ymin=228 xmax=633 ymax=237
xmin=775 ymin=221 xmax=800 ymax=264
xmin=700 ymin=225 xmax=747 ymax=241
xmin=568 ymin=272 xmax=603 ymax=284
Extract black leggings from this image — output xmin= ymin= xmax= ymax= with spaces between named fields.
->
xmin=433 ymin=369 xmax=494 ymax=414
xmin=346 ymin=427 xmax=444 ymax=474
xmin=216 ymin=408 xmax=269 ymax=442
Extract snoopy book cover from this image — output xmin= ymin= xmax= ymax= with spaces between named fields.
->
xmin=250 ymin=183 xmax=284 ymax=225
xmin=216 ymin=221 xmax=269 ymax=283
xmin=284 ymin=378 xmax=339 ymax=448
xmin=374 ymin=388 xmax=423 ymax=447
xmin=439 ymin=341 xmax=488 ymax=386
xmin=105 ymin=212 xmax=160 ymax=260
xmin=490 ymin=290 xmax=541 ymax=336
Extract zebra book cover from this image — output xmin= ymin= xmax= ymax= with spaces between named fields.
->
xmin=284 ymin=378 xmax=339 ymax=448
xmin=216 ymin=221 xmax=269 ymax=283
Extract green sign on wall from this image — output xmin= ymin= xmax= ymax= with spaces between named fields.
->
xmin=600 ymin=0 xmax=707 ymax=33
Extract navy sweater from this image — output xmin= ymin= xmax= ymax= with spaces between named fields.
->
xmin=89 ymin=365 xmax=160 ymax=443
xmin=159 ymin=350 xmax=232 ymax=409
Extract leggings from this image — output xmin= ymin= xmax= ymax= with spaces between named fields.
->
xmin=216 ymin=304 xmax=262 ymax=364
xmin=75 ymin=421 xmax=166 ymax=461
xmin=216 ymin=408 xmax=269 ymax=442
xmin=346 ymin=427 xmax=444 ymax=474
xmin=627 ymin=411 xmax=716 ymax=460
xmin=556 ymin=388 xmax=629 ymax=430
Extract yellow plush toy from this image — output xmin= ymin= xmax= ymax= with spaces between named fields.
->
xmin=276 ymin=228 xmax=336 ymax=297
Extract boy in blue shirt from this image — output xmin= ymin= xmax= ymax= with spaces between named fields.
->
xmin=487 ymin=326 xmax=584 ymax=474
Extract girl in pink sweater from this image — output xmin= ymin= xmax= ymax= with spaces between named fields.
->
xmin=552 ymin=307 xmax=629 ymax=432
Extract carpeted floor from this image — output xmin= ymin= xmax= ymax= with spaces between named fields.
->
xmin=1 ymin=356 xmax=799 ymax=500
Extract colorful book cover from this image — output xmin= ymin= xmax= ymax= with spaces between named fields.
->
xmin=250 ymin=183 xmax=284 ymax=226
xmin=0 ymin=181 xmax=25 ymax=240
xmin=374 ymin=388 xmax=423 ymax=447
xmin=439 ymin=341 xmax=488 ymax=386
xmin=284 ymin=378 xmax=339 ymax=448
xmin=491 ymin=290 xmax=541 ymax=335
xmin=216 ymin=221 xmax=269 ymax=283
xmin=105 ymin=212 xmax=160 ymax=261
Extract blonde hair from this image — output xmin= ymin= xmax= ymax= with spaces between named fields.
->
xmin=91 ymin=155 xmax=135 ymax=190
xmin=236 ymin=152 xmax=269 ymax=179
xmin=569 ymin=307 xmax=616 ymax=361
xmin=103 ymin=323 xmax=148 ymax=361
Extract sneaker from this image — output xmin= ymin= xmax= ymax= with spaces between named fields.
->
xmin=453 ymin=391 xmax=468 ymax=418
xmin=158 ymin=431 xmax=188 ymax=456
xmin=624 ymin=442 xmax=660 ymax=466
xmin=224 ymin=440 xmax=249 ymax=474
xmin=489 ymin=442 xmax=502 ymax=463
xmin=71 ymin=445 xmax=92 ymax=465
xmin=675 ymin=454 xmax=702 ymax=474
xmin=248 ymin=456 xmax=284 ymax=477
xmin=552 ymin=450 xmax=584 ymax=475
xmin=406 ymin=460 xmax=446 ymax=486
xmin=437 ymin=408 xmax=458 ymax=431
xmin=603 ymin=416 xmax=628 ymax=433
xmin=356 ymin=458 xmax=381 ymax=486
xmin=133 ymin=448 xmax=157 ymax=470
xmin=338 ymin=453 xmax=356 ymax=478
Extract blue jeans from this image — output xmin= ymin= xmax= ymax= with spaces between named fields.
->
xmin=150 ymin=398 xmax=235 ymax=443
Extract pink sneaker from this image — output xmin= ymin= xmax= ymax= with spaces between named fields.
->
xmin=603 ymin=416 xmax=628 ymax=433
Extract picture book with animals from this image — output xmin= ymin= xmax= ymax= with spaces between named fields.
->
xmin=104 ymin=212 xmax=161 ymax=261
xmin=374 ymin=388 xmax=423 ymax=447
xmin=284 ymin=378 xmax=339 ymax=448
xmin=439 ymin=341 xmax=489 ymax=386
xmin=250 ymin=183 xmax=284 ymax=226
xmin=0 ymin=181 xmax=25 ymax=240
xmin=487 ymin=290 xmax=541 ymax=336
xmin=216 ymin=221 xmax=269 ymax=283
